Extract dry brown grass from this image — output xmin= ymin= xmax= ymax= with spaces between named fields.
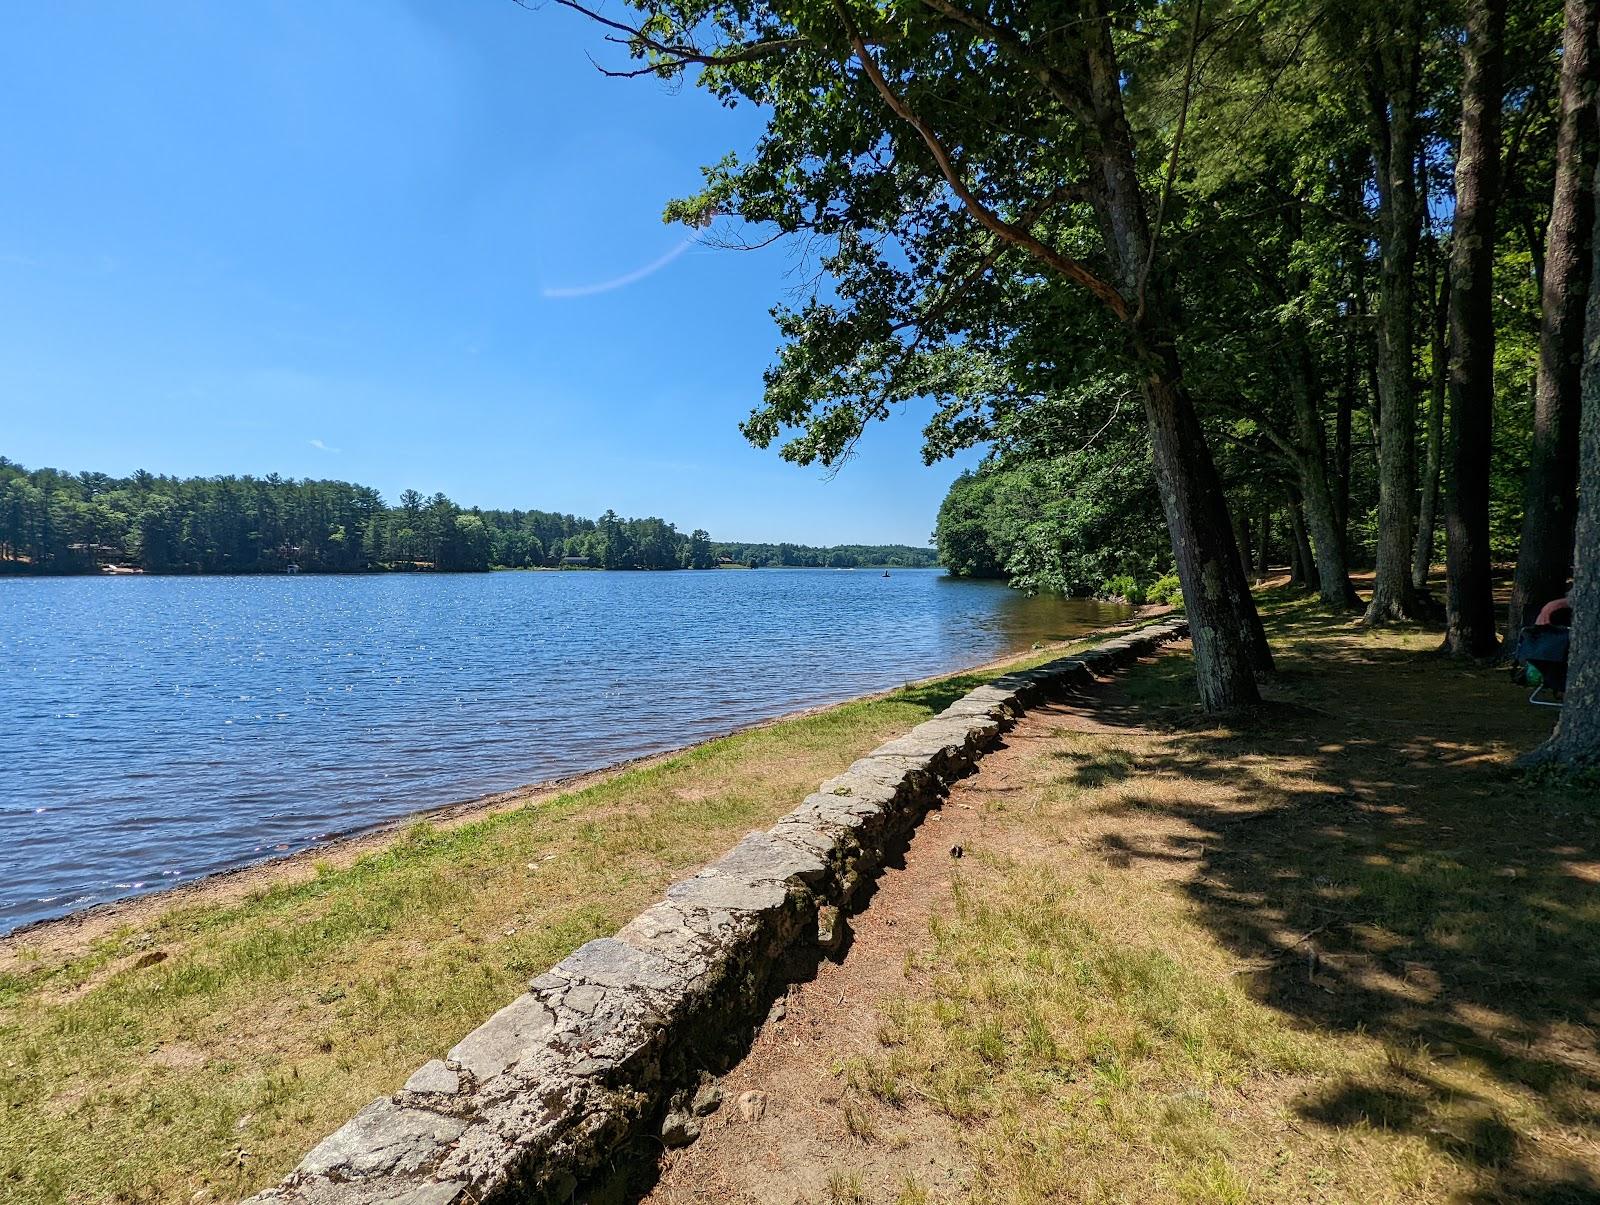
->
xmin=838 ymin=592 xmax=1599 ymax=1203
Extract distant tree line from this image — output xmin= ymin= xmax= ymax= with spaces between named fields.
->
xmin=0 ymin=458 xmax=935 ymax=575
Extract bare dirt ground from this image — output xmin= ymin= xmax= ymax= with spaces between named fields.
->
xmin=640 ymin=662 xmax=1140 ymax=1204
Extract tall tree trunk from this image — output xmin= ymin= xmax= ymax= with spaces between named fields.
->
xmin=1287 ymin=485 xmax=1320 ymax=592
xmin=1364 ymin=7 xmax=1426 ymax=623
xmin=1233 ymin=506 xmax=1252 ymax=578
xmin=1140 ymin=357 xmax=1266 ymax=710
xmin=1522 ymin=150 xmax=1600 ymax=768
xmin=1287 ymin=499 xmax=1307 ymax=586
xmin=1443 ymin=0 xmax=1507 ymax=657
xmin=1335 ymin=341 xmax=1355 ymax=542
xmin=1414 ymin=255 xmax=1450 ymax=589
xmin=1256 ymin=504 xmax=1272 ymax=577
xmin=1288 ymin=340 xmax=1363 ymax=607
xmin=1509 ymin=0 xmax=1600 ymax=642
xmin=1078 ymin=6 xmax=1270 ymax=705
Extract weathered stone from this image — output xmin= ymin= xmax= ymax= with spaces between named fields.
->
xmin=937 ymin=698 xmax=1011 ymax=721
xmin=736 ymin=1090 xmax=769 ymax=1122
xmin=614 ymin=902 xmax=717 ymax=974
xmin=297 ymin=1099 xmax=465 ymax=1180
xmin=391 ymin=1184 xmax=470 ymax=1205
xmin=795 ymin=790 xmax=888 ymax=827
xmin=666 ymin=870 xmax=789 ymax=916
xmin=765 ymin=818 xmax=848 ymax=861
xmin=690 ymin=1080 xmax=723 ymax=1116
xmin=713 ymin=830 xmax=830 ymax=887
xmin=660 ymin=1108 xmax=700 ymax=1147
xmin=816 ymin=905 xmax=845 ymax=952
xmin=815 ymin=768 xmax=905 ymax=807
xmin=404 ymin=1061 xmax=462 ymax=1097
xmin=447 ymin=994 xmax=557 ymax=1083
xmin=555 ymin=938 xmax=683 ymax=995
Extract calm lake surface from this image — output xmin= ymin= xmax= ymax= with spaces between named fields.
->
xmin=1 ymin=569 xmax=1128 ymax=932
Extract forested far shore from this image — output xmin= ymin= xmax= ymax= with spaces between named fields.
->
xmin=0 ymin=458 xmax=936 ymax=575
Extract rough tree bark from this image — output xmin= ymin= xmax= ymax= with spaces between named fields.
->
xmin=1443 ymin=0 xmax=1507 ymax=657
xmin=1521 ymin=148 xmax=1600 ymax=768
xmin=1137 ymin=357 xmax=1269 ymax=709
xmin=1509 ymin=0 xmax=1600 ymax=642
xmin=1364 ymin=5 xmax=1426 ymax=623
xmin=1287 ymin=485 xmax=1320 ymax=592
xmin=1079 ymin=5 xmax=1271 ymax=702
xmin=1335 ymin=340 xmax=1355 ymax=542
xmin=1413 ymin=255 xmax=1450 ymax=589
xmin=1288 ymin=338 xmax=1363 ymax=607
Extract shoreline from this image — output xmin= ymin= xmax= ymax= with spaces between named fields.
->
xmin=3 ymin=605 xmax=1168 ymax=959
xmin=0 ymin=561 xmax=943 ymax=579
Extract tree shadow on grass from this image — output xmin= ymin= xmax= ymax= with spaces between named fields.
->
xmin=1087 ymin=598 xmax=1600 ymax=1201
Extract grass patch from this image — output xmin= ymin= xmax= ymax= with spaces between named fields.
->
xmin=0 ymin=639 xmax=1101 ymax=1205
xmin=846 ymin=591 xmax=1600 ymax=1203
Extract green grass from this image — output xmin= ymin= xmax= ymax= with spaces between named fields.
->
xmin=0 ymin=638 xmax=1098 ymax=1205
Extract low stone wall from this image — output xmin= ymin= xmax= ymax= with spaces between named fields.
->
xmin=247 ymin=617 xmax=1190 ymax=1205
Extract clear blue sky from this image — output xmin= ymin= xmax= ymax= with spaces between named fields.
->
xmin=0 ymin=1 xmax=980 ymax=546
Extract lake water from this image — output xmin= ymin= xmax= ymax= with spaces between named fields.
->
xmin=0 ymin=569 xmax=1128 ymax=932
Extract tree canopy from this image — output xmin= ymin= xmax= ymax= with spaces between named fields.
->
xmin=558 ymin=0 xmax=1600 ymax=750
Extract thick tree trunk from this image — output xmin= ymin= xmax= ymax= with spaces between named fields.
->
xmin=1443 ymin=0 xmax=1507 ymax=658
xmin=1522 ymin=152 xmax=1600 ymax=767
xmin=1509 ymin=0 xmax=1600 ymax=642
xmin=1299 ymin=459 xmax=1361 ymax=608
xmin=1141 ymin=361 xmax=1265 ymax=710
xmin=1414 ymin=256 xmax=1450 ymax=589
xmin=1077 ymin=4 xmax=1270 ymax=706
xmin=1232 ymin=508 xmax=1252 ymax=578
xmin=1364 ymin=10 xmax=1426 ymax=623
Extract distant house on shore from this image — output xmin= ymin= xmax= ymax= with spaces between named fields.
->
xmin=560 ymin=555 xmax=591 ymax=567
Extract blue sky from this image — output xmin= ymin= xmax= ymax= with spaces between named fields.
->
xmin=0 ymin=1 xmax=979 ymax=546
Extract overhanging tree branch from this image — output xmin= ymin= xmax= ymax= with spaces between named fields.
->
xmin=915 ymin=0 xmax=1092 ymax=118
xmin=891 ymin=182 xmax=1089 ymax=340
xmin=1135 ymin=0 xmax=1205 ymax=323
xmin=832 ymin=0 xmax=1132 ymax=322
xmin=543 ymin=0 xmax=807 ymax=74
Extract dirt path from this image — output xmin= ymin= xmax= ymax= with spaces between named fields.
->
xmin=639 ymin=654 xmax=1161 ymax=1203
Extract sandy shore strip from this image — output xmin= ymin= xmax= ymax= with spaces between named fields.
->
xmin=3 ymin=607 xmax=1170 ymax=964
